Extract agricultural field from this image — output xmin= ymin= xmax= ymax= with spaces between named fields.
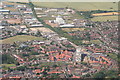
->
xmin=62 ymin=28 xmax=86 ymax=32
xmin=32 ymin=2 xmax=118 ymax=11
xmin=92 ymin=12 xmax=119 ymax=16
xmin=1 ymin=35 xmax=44 ymax=44
xmin=91 ymin=15 xmax=118 ymax=22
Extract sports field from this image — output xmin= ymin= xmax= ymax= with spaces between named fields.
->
xmin=1 ymin=35 xmax=44 ymax=44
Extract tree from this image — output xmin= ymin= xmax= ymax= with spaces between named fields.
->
xmin=2 ymin=54 xmax=16 ymax=64
xmin=36 ymin=30 xmax=42 ymax=36
xmin=16 ymin=66 xmax=26 ymax=71
xmin=93 ymin=71 xmax=106 ymax=78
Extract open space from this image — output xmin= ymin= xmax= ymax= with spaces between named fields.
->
xmin=1 ymin=35 xmax=44 ymax=44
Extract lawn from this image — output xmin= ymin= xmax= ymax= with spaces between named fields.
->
xmin=1 ymin=35 xmax=44 ymax=44
xmin=39 ymin=62 xmax=72 ymax=67
xmin=32 ymin=2 xmax=118 ymax=11
xmin=91 ymin=15 xmax=118 ymax=22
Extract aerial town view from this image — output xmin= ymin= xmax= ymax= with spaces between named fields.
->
xmin=0 ymin=0 xmax=119 ymax=79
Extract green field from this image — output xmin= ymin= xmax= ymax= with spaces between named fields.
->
xmin=91 ymin=15 xmax=118 ymax=22
xmin=32 ymin=2 xmax=118 ymax=22
xmin=32 ymin=2 xmax=118 ymax=11
xmin=1 ymin=64 xmax=16 ymax=70
xmin=1 ymin=35 xmax=44 ymax=44
xmin=8 ymin=1 xmax=118 ymax=11
xmin=90 ymin=40 xmax=102 ymax=44
xmin=1 ymin=64 xmax=16 ymax=67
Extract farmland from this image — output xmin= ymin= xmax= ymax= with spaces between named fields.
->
xmin=32 ymin=2 xmax=118 ymax=22
xmin=92 ymin=12 xmax=119 ymax=16
xmin=91 ymin=15 xmax=118 ymax=22
xmin=32 ymin=2 xmax=118 ymax=11
xmin=1 ymin=35 xmax=44 ymax=44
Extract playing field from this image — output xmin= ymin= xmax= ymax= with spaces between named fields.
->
xmin=32 ymin=2 xmax=118 ymax=11
xmin=1 ymin=35 xmax=44 ymax=44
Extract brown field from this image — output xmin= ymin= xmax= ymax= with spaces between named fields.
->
xmin=62 ymin=28 xmax=86 ymax=32
xmin=44 ymin=20 xmax=58 ymax=27
xmin=30 ymin=27 xmax=54 ymax=33
xmin=4 ymin=7 xmax=18 ymax=11
xmin=92 ymin=12 xmax=119 ymax=16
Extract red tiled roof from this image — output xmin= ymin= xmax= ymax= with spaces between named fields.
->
xmin=9 ymin=76 xmax=21 ymax=79
xmin=48 ymin=71 xmax=62 ymax=74
xmin=33 ymin=69 xmax=44 ymax=73
xmin=71 ymin=75 xmax=81 ymax=78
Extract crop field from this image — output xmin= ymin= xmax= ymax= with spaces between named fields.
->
xmin=32 ymin=2 xmax=118 ymax=11
xmin=62 ymin=28 xmax=86 ymax=32
xmin=1 ymin=35 xmax=44 ymax=44
xmin=91 ymin=15 xmax=118 ymax=22
xmin=92 ymin=12 xmax=119 ymax=16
